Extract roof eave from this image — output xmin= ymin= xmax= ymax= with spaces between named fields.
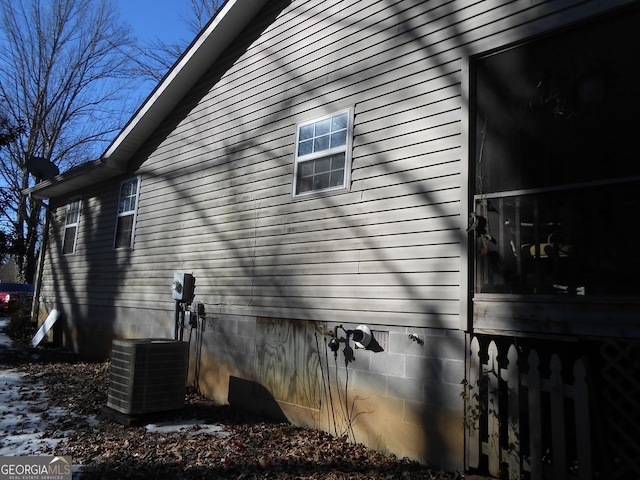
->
xmin=26 ymin=0 xmax=268 ymax=200
xmin=23 ymin=159 xmax=124 ymax=200
xmin=103 ymin=0 xmax=269 ymax=167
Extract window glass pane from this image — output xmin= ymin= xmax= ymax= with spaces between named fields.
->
xmin=315 ymin=157 xmax=331 ymax=173
xmin=297 ymin=177 xmax=313 ymax=194
xmin=329 ymin=154 xmax=346 ymax=187
xmin=297 ymin=112 xmax=349 ymax=158
xmin=121 ymin=183 xmax=132 ymax=199
xmin=331 ymin=113 xmax=348 ymax=131
xmin=329 ymin=169 xmax=345 ymax=187
xmin=115 ymin=178 xmax=139 ymax=249
xmin=313 ymin=172 xmax=330 ymax=190
xmin=66 ymin=210 xmax=79 ymax=225
xmin=298 ymin=139 xmax=313 ymax=156
xmin=62 ymin=226 xmax=77 ymax=254
xmin=62 ymin=199 xmax=81 ymax=254
xmin=315 ymin=119 xmax=331 ymax=136
xmin=330 ymin=130 xmax=346 ymax=148
xmin=299 ymin=161 xmax=314 ymax=177
xmin=118 ymin=179 xmax=138 ymax=213
xmin=115 ymin=215 xmax=134 ymax=249
xmin=313 ymin=135 xmax=330 ymax=152
xmin=296 ymin=154 xmax=346 ymax=194
xmin=65 ymin=201 xmax=80 ymax=225
xmin=331 ymin=153 xmax=345 ymax=170
xmin=299 ymin=124 xmax=314 ymax=141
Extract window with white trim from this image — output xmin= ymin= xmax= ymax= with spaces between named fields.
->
xmin=293 ymin=109 xmax=353 ymax=196
xmin=62 ymin=198 xmax=81 ymax=255
xmin=114 ymin=177 xmax=140 ymax=250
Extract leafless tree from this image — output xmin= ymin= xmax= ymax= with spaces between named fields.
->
xmin=185 ymin=0 xmax=225 ymax=34
xmin=0 ymin=110 xmax=25 ymax=149
xmin=0 ymin=0 xmax=138 ymax=282
xmin=132 ymin=0 xmax=225 ymax=83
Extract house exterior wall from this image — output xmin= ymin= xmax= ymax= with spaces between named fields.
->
xmin=35 ymin=0 xmax=637 ymax=471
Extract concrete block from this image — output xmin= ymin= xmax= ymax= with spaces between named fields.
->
xmin=387 ymin=375 xmax=425 ymax=402
xmin=370 ymin=351 xmax=405 ymax=376
xmin=443 ymin=359 xmax=465 ymax=385
xmin=405 ymin=355 xmax=442 ymax=382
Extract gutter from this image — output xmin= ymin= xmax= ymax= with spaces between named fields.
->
xmin=23 ymin=158 xmax=125 ymax=200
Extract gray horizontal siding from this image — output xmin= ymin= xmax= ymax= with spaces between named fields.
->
xmin=40 ymin=0 xmax=633 ymax=330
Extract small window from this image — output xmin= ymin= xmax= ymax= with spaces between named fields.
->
xmin=114 ymin=177 xmax=140 ymax=250
xmin=62 ymin=198 xmax=81 ymax=255
xmin=293 ymin=109 xmax=353 ymax=196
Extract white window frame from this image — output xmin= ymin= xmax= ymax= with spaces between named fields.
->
xmin=114 ymin=176 xmax=141 ymax=250
xmin=293 ymin=108 xmax=354 ymax=197
xmin=62 ymin=198 xmax=81 ymax=255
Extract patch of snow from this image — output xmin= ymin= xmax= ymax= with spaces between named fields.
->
xmin=145 ymin=418 xmax=229 ymax=436
xmin=0 ymin=318 xmax=16 ymax=350
xmin=0 ymin=317 xmax=97 ymax=460
xmin=0 ymin=367 xmax=65 ymax=456
xmin=1 ymin=316 xmax=226 ymax=479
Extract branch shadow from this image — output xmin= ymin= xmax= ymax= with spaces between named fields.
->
xmin=34 ymin=0 xmax=586 ymax=473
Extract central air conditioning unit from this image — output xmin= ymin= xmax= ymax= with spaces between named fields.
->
xmin=107 ymin=339 xmax=189 ymax=416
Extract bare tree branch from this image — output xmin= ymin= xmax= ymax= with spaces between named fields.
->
xmin=0 ymin=0 xmax=138 ymax=281
xmin=133 ymin=0 xmax=225 ymax=83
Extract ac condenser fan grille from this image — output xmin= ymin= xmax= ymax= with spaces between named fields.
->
xmin=107 ymin=339 xmax=189 ymax=415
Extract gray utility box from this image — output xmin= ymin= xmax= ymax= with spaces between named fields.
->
xmin=107 ymin=339 xmax=189 ymax=415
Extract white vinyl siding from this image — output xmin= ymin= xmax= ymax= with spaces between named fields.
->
xmin=38 ymin=0 xmax=637 ymax=331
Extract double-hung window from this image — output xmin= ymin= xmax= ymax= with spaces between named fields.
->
xmin=293 ymin=109 xmax=353 ymax=196
xmin=114 ymin=177 xmax=140 ymax=250
xmin=62 ymin=198 xmax=81 ymax=255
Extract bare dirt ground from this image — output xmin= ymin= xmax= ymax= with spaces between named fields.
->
xmin=3 ymin=318 xmax=461 ymax=479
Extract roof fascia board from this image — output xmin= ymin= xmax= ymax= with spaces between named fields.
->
xmin=23 ymin=159 xmax=124 ymax=200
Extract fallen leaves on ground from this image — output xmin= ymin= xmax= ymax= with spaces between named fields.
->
xmin=7 ymin=324 xmax=460 ymax=480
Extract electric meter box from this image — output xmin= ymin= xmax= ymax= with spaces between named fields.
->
xmin=172 ymin=272 xmax=195 ymax=302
